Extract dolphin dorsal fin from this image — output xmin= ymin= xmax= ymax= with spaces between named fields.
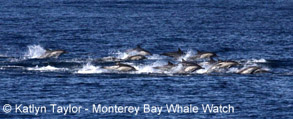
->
xmin=116 ymin=62 xmax=121 ymax=65
xmin=196 ymin=49 xmax=201 ymax=53
xmin=136 ymin=45 xmax=141 ymax=48
xmin=168 ymin=61 xmax=173 ymax=65
xmin=178 ymin=48 xmax=182 ymax=52
xmin=182 ymin=59 xmax=186 ymax=62
xmin=45 ymin=48 xmax=51 ymax=51
xmin=210 ymin=57 xmax=215 ymax=62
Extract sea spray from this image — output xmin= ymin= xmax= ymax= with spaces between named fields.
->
xmin=24 ymin=45 xmax=46 ymax=59
xmin=177 ymin=49 xmax=196 ymax=61
xmin=27 ymin=65 xmax=68 ymax=72
xmin=76 ymin=63 xmax=106 ymax=74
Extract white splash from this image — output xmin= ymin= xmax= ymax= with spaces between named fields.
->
xmin=226 ymin=67 xmax=240 ymax=73
xmin=27 ymin=65 xmax=67 ymax=72
xmin=133 ymin=61 xmax=163 ymax=73
xmin=250 ymin=58 xmax=267 ymax=63
xmin=195 ymin=68 xmax=208 ymax=74
xmin=24 ymin=45 xmax=46 ymax=59
xmin=147 ymin=54 xmax=164 ymax=60
xmin=76 ymin=63 xmax=106 ymax=74
xmin=177 ymin=50 xmax=196 ymax=61
xmin=115 ymin=51 xmax=130 ymax=59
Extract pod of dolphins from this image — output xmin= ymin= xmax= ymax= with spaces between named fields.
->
xmin=32 ymin=45 xmax=270 ymax=75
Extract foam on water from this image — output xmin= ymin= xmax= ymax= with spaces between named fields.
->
xmin=114 ymin=50 xmax=164 ymax=60
xmin=115 ymin=51 xmax=131 ymax=59
xmin=0 ymin=65 xmax=24 ymax=70
xmin=133 ymin=61 xmax=164 ymax=73
xmin=27 ymin=65 xmax=68 ymax=72
xmin=147 ymin=54 xmax=165 ymax=60
xmin=76 ymin=63 xmax=106 ymax=74
xmin=170 ymin=64 xmax=184 ymax=73
xmin=246 ymin=58 xmax=267 ymax=63
xmin=226 ymin=67 xmax=240 ymax=73
xmin=195 ymin=68 xmax=208 ymax=74
xmin=177 ymin=50 xmax=196 ymax=61
xmin=24 ymin=45 xmax=46 ymax=59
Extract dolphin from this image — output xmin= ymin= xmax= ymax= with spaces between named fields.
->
xmin=95 ymin=54 xmax=147 ymax=63
xmin=189 ymin=50 xmax=217 ymax=60
xmin=38 ymin=49 xmax=66 ymax=59
xmin=237 ymin=66 xmax=269 ymax=74
xmin=206 ymin=60 xmax=239 ymax=73
xmin=180 ymin=59 xmax=203 ymax=72
xmin=126 ymin=45 xmax=152 ymax=56
xmin=161 ymin=48 xmax=185 ymax=59
xmin=103 ymin=62 xmax=137 ymax=72
xmin=198 ymin=57 xmax=218 ymax=66
xmin=124 ymin=55 xmax=147 ymax=61
xmin=153 ymin=61 xmax=177 ymax=71
xmin=95 ymin=56 xmax=121 ymax=62
xmin=214 ymin=60 xmax=239 ymax=69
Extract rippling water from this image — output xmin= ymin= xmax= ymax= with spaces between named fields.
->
xmin=0 ymin=0 xmax=292 ymax=118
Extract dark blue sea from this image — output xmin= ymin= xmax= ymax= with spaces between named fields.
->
xmin=0 ymin=0 xmax=292 ymax=118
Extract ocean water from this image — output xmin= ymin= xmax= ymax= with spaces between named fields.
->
xmin=0 ymin=0 xmax=293 ymax=118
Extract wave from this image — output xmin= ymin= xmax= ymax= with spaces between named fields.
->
xmin=0 ymin=54 xmax=7 ymax=57
xmin=245 ymin=58 xmax=267 ymax=64
xmin=0 ymin=65 xmax=24 ymax=70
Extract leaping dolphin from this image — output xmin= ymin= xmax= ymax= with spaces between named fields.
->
xmin=214 ymin=60 xmax=239 ymax=69
xmin=95 ymin=54 xmax=147 ymax=63
xmin=206 ymin=60 xmax=239 ymax=73
xmin=189 ymin=50 xmax=217 ymax=60
xmin=103 ymin=62 xmax=137 ymax=72
xmin=180 ymin=59 xmax=203 ymax=73
xmin=237 ymin=66 xmax=269 ymax=74
xmin=126 ymin=45 xmax=152 ymax=56
xmin=161 ymin=48 xmax=185 ymax=59
xmin=95 ymin=56 xmax=121 ymax=62
xmin=153 ymin=61 xmax=177 ymax=71
xmin=38 ymin=49 xmax=66 ymax=59
xmin=124 ymin=55 xmax=147 ymax=61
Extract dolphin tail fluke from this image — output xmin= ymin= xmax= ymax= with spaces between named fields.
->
xmin=182 ymin=59 xmax=186 ymax=62
xmin=214 ymin=53 xmax=219 ymax=57
xmin=178 ymin=48 xmax=182 ymax=52
xmin=195 ymin=49 xmax=201 ymax=53
xmin=168 ymin=61 xmax=173 ymax=65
